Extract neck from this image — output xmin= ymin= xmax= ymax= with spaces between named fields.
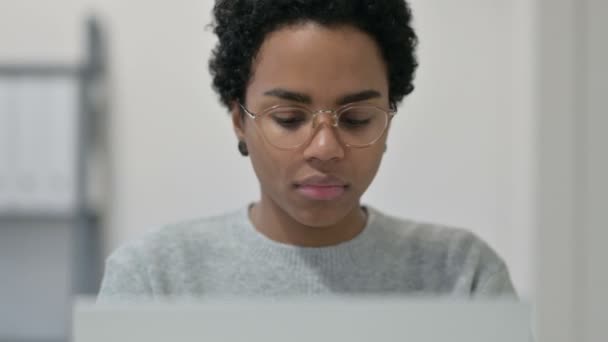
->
xmin=249 ymin=194 xmax=367 ymax=247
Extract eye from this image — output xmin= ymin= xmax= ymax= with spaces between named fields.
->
xmin=339 ymin=109 xmax=374 ymax=128
xmin=269 ymin=109 xmax=308 ymax=129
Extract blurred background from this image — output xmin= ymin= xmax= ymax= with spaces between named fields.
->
xmin=0 ymin=0 xmax=605 ymax=342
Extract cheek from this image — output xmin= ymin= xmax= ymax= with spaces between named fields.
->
xmin=350 ymin=146 xmax=385 ymax=191
xmin=246 ymin=131 xmax=293 ymax=190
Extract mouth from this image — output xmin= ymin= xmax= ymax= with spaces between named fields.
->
xmin=295 ymin=184 xmax=348 ymax=201
xmin=294 ymin=175 xmax=349 ymax=201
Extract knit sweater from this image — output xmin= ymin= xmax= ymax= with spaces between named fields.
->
xmin=97 ymin=205 xmax=516 ymax=302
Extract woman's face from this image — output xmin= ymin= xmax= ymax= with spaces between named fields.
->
xmin=233 ymin=23 xmax=391 ymax=228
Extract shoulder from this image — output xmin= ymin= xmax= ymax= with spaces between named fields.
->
xmin=366 ymin=207 xmax=515 ymax=296
xmin=98 ymin=208 xmax=246 ymax=301
xmin=368 ymin=207 xmax=496 ymax=259
xmin=106 ymin=208 xmax=243 ymax=266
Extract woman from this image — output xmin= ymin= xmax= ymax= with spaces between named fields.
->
xmin=98 ymin=0 xmax=516 ymax=301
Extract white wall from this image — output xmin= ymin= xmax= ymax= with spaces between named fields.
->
xmin=0 ymin=0 xmax=85 ymax=65
xmin=536 ymin=0 xmax=608 ymax=341
xmin=580 ymin=4 xmax=608 ymax=340
xmin=0 ymin=0 xmax=536 ymax=298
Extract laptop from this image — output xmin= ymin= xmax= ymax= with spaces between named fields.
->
xmin=73 ymin=297 xmax=531 ymax=342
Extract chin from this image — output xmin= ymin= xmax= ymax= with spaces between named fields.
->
xmin=288 ymin=201 xmax=354 ymax=228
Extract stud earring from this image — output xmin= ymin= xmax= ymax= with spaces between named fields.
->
xmin=238 ymin=141 xmax=249 ymax=157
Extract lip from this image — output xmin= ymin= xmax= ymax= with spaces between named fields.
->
xmin=294 ymin=175 xmax=348 ymax=201
xmin=295 ymin=175 xmax=348 ymax=187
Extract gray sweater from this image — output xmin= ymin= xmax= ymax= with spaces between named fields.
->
xmin=97 ymin=205 xmax=516 ymax=302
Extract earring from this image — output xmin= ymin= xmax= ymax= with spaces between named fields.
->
xmin=238 ymin=141 xmax=249 ymax=157
xmin=384 ymin=144 xmax=387 ymax=153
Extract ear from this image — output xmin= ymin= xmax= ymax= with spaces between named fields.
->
xmin=231 ymin=102 xmax=246 ymax=141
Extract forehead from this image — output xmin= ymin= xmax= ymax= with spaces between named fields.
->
xmin=246 ymin=23 xmax=389 ymax=105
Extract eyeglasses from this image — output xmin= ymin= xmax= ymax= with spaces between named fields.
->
xmin=239 ymin=103 xmax=396 ymax=150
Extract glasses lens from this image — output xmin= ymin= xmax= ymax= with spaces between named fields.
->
xmin=260 ymin=107 xmax=313 ymax=148
xmin=258 ymin=106 xmax=389 ymax=149
xmin=337 ymin=106 xmax=388 ymax=146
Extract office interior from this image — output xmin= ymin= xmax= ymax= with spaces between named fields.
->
xmin=0 ymin=1 xmax=606 ymax=342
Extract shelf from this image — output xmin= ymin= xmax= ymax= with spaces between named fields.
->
xmin=0 ymin=210 xmax=99 ymax=223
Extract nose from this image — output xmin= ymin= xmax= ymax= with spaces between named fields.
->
xmin=302 ymin=111 xmax=345 ymax=162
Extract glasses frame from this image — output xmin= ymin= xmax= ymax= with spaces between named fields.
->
xmin=238 ymin=102 xmax=397 ymax=150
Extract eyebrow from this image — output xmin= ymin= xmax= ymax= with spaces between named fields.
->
xmin=263 ymin=89 xmax=312 ymax=104
xmin=263 ymin=88 xmax=382 ymax=106
xmin=336 ymin=90 xmax=382 ymax=106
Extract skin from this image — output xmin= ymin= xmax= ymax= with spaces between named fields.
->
xmin=232 ymin=22 xmax=392 ymax=247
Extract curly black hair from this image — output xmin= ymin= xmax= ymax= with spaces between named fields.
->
xmin=209 ymin=0 xmax=418 ymax=111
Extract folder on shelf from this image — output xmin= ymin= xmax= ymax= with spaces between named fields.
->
xmin=0 ymin=75 xmax=78 ymax=215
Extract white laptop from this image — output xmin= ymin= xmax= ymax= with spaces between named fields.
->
xmin=73 ymin=297 xmax=531 ymax=342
